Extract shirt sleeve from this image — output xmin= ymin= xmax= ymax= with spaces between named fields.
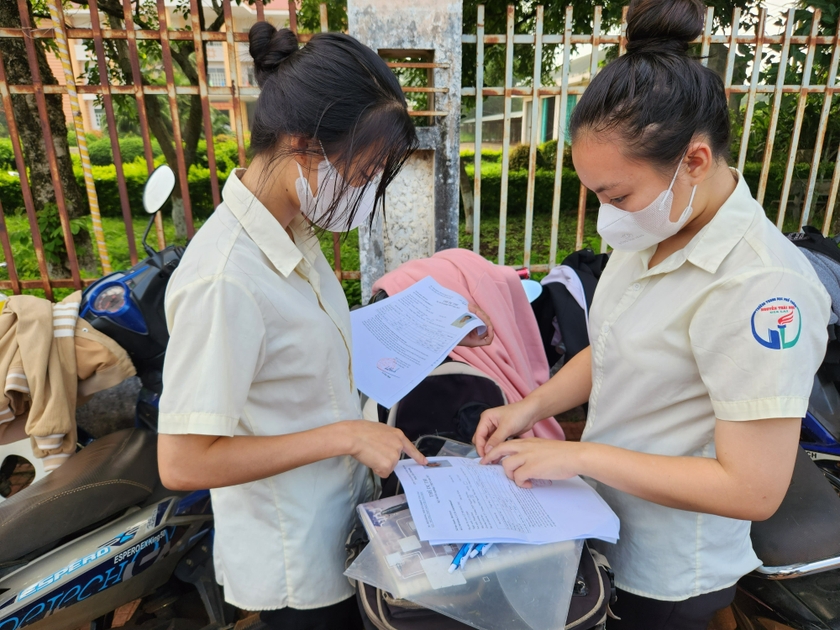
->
xmin=158 ymin=275 xmax=266 ymax=436
xmin=690 ymin=268 xmax=830 ymax=421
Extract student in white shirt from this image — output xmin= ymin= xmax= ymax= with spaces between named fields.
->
xmin=156 ymin=24 xmax=492 ymax=630
xmin=474 ymin=0 xmax=831 ymax=627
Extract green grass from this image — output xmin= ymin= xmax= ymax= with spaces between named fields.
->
xmin=460 ymin=212 xmax=601 ymax=270
xmin=0 ymin=210 xmax=601 ymax=304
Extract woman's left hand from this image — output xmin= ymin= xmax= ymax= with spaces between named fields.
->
xmin=480 ymin=438 xmax=583 ymax=488
xmin=458 ymin=303 xmax=495 ymax=347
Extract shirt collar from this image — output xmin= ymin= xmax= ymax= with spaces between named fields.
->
xmin=222 ymin=169 xmax=320 ymax=277
xmin=684 ymin=169 xmax=758 ymax=274
xmin=638 ymin=169 xmax=758 ymax=278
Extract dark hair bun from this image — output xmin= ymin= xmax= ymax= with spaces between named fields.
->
xmin=625 ymin=0 xmax=704 ymax=55
xmin=249 ymin=22 xmax=298 ymax=84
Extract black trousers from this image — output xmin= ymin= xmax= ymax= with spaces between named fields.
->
xmin=607 ymin=585 xmax=736 ymax=630
xmin=259 ymin=596 xmax=364 ymax=630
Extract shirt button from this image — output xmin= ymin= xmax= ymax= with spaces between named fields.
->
xmin=601 ymin=324 xmax=609 ymax=334
xmin=632 ymin=283 xmax=641 ymax=291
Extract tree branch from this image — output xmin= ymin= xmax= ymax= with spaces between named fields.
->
xmin=70 ymin=0 xmax=151 ymax=30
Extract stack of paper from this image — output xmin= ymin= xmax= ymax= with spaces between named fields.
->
xmin=350 ymin=276 xmax=487 ymax=408
xmin=393 ymin=457 xmax=619 ymax=545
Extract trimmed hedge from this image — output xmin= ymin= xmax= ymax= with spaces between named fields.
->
xmin=464 ymin=163 xmax=590 ymax=217
xmin=465 ymin=160 xmax=838 ymax=220
xmin=0 ymin=159 xmax=229 ymax=220
xmin=88 ymin=135 xmax=161 ymax=166
xmin=1 ymin=154 xmax=835 ymax=224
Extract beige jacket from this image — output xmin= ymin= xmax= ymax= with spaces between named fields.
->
xmin=0 ymin=291 xmax=136 ymax=470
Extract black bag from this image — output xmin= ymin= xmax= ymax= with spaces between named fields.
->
xmin=531 ymin=249 xmax=610 ymax=371
xmin=786 ymin=225 xmax=840 ymax=265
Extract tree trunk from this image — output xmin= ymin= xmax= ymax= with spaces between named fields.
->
xmin=0 ymin=0 xmax=96 ymax=277
xmin=459 ymin=156 xmax=474 ymax=234
xmin=105 ymin=30 xmax=207 ymax=239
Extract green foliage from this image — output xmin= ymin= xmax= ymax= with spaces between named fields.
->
xmin=0 ymin=139 xmax=15 ymax=171
xmin=297 ymin=0 xmax=348 ymax=32
xmin=507 ymin=144 xmax=547 ymax=171
xmin=35 ymin=204 xmax=90 ymax=266
xmin=733 ymin=2 xmax=840 ymax=167
xmin=537 ymin=140 xmax=572 ymax=171
xmin=87 ymin=135 xmax=162 ymax=167
xmin=460 ymin=148 xmax=503 ymax=163
xmin=193 ymin=139 xmax=241 ymax=174
xmin=0 ymin=172 xmax=24 ymax=212
xmin=460 ymin=0 xmax=757 ymax=109
xmin=464 ymin=163 xmax=589 ymax=219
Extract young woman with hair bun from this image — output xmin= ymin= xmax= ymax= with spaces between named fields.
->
xmin=155 ymin=24 xmax=492 ymax=630
xmin=475 ymin=0 xmax=831 ymax=627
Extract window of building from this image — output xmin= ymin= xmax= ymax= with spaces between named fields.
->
xmin=92 ymin=105 xmax=105 ymax=131
xmin=207 ymin=67 xmax=227 ymax=87
xmin=244 ymin=65 xmax=257 ymax=87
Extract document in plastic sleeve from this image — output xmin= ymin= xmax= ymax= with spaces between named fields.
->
xmin=394 ymin=457 xmax=619 ymax=545
xmin=346 ymin=493 xmax=583 ymax=630
xmin=350 ymin=276 xmax=487 ymax=408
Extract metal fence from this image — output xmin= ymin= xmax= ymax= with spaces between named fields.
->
xmin=463 ymin=4 xmax=840 ymax=273
xmin=0 ymin=0 xmax=438 ymax=297
xmin=3 ymin=2 xmax=840 ymax=295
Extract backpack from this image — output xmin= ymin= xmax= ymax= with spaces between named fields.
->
xmin=786 ymin=225 xmax=840 ymax=265
xmin=531 ymin=250 xmax=610 ymax=372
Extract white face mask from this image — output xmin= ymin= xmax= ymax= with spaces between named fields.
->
xmin=596 ymin=161 xmax=697 ymax=252
xmin=295 ymin=147 xmax=380 ymax=232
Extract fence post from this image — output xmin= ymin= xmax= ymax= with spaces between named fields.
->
xmin=348 ymin=0 xmax=463 ymax=302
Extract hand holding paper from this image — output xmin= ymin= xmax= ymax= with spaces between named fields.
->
xmin=351 ymin=277 xmax=491 ymax=408
xmin=458 ymin=302 xmax=495 ymax=348
xmin=394 ymin=457 xmax=619 ymax=546
xmin=481 ymin=437 xmax=587 ymax=488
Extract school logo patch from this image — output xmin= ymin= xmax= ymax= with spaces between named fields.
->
xmin=751 ymin=297 xmax=801 ymax=350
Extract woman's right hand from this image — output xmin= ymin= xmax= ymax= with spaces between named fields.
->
xmin=340 ymin=420 xmax=427 ymax=477
xmin=474 ymin=399 xmax=539 ymax=458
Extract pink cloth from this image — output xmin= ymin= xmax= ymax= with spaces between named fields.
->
xmin=372 ymin=249 xmax=565 ymax=441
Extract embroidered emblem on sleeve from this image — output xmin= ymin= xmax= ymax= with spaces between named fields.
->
xmin=751 ymin=297 xmax=801 ymax=350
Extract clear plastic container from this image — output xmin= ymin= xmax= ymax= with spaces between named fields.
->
xmin=346 ymin=491 xmax=583 ymax=630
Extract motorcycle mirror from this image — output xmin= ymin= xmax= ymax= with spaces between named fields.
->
xmin=141 ymin=165 xmax=175 ymax=257
xmin=142 ymin=165 xmax=175 ymax=215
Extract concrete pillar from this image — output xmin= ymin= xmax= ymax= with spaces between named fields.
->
xmin=349 ymin=0 xmax=462 ymax=302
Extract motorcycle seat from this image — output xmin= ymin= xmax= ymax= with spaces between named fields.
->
xmin=0 ymin=428 xmax=159 ymax=564
xmin=750 ymin=446 xmax=840 ymax=567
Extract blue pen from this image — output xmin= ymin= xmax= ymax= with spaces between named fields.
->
xmin=448 ymin=543 xmax=474 ymax=573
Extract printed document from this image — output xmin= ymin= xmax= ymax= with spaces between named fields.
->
xmin=394 ymin=457 xmax=619 ymax=545
xmin=350 ymin=276 xmax=486 ymax=408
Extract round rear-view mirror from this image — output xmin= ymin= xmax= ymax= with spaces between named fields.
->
xmin=142 ymin=165 xmax=176 ymax=215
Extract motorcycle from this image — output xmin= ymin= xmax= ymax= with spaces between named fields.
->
xmin=730 ymin=369 xmax=840 ymax=630
xmin=0 ymin=165 xmax=226 ymax=630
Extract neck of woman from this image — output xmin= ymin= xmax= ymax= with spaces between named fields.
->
xmin=239 ymin=155 xmax=302 ymax=229
xmin=649 ymin=162 xmax=738 ymax=268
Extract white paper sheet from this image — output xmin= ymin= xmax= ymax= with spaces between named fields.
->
xmin=350 ymin=276 xmax=486 ymax=408
xmin=394 ymin=457 xmax=619 ymax=545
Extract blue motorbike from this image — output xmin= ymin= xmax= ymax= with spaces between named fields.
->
xmin=0 ymin=166 xmax=225 ymax=630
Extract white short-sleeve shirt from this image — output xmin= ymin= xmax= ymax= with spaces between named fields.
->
xmin=158 ymin=170 xmax=373 ymax=611
xmin=583 ymin=171 xmax=830 ymax=600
